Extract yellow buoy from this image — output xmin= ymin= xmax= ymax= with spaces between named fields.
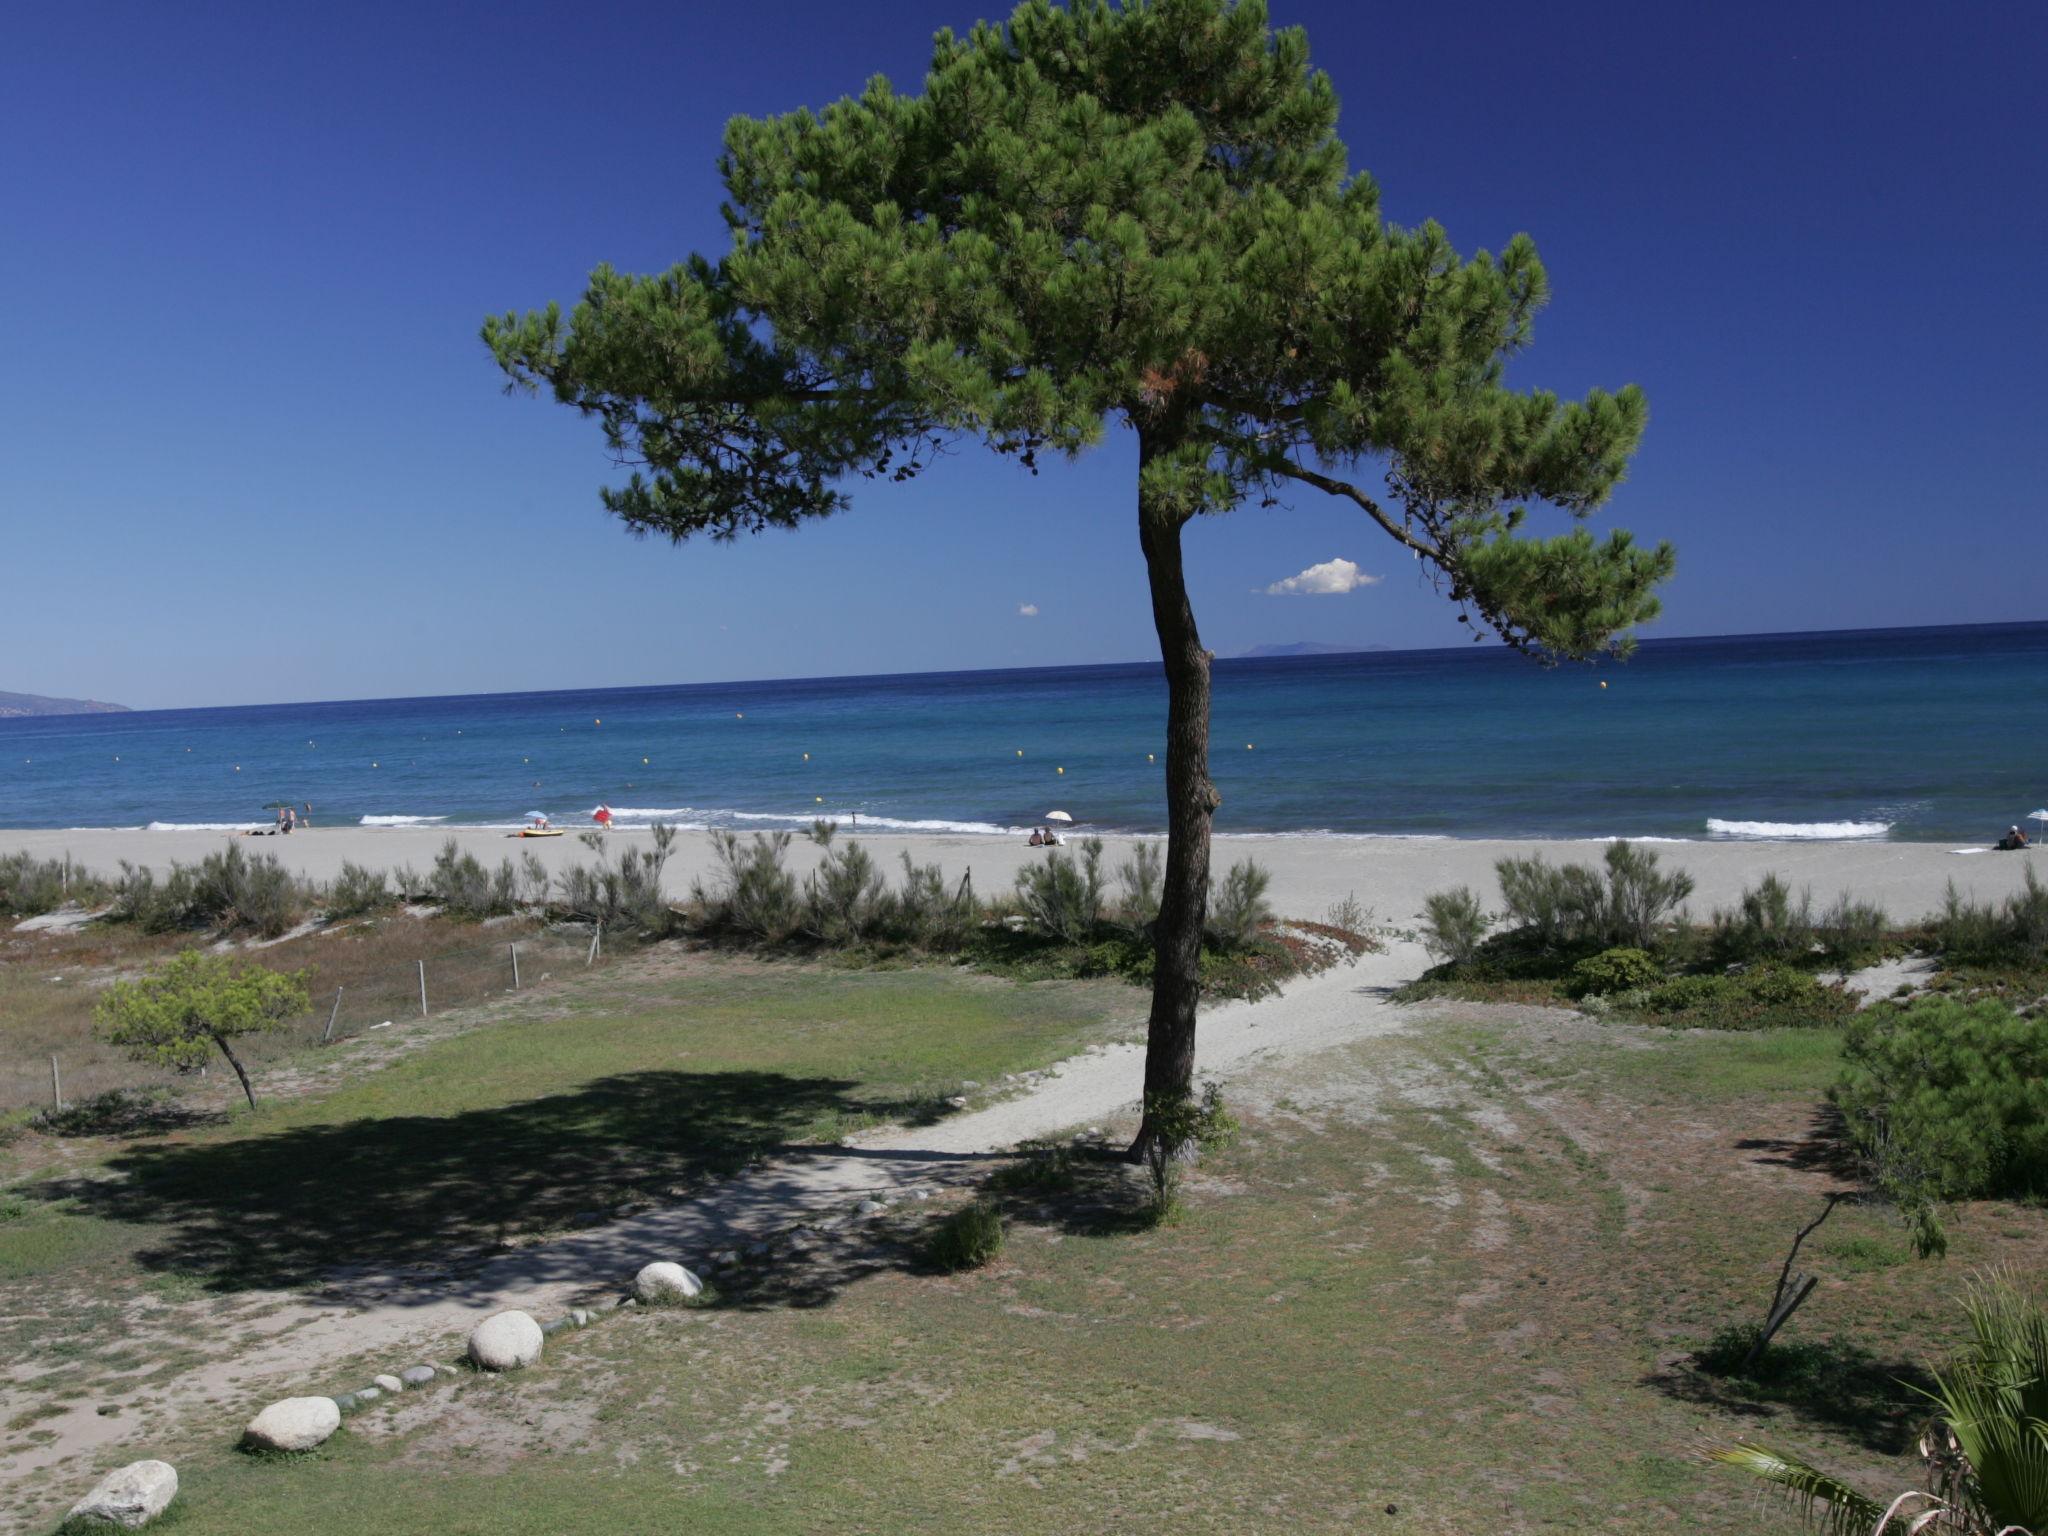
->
xmin=816 ymin=797 xmax=823 ymax=803
xmin=737 ymin=713 xmax=744 ymax=719
xmin=1247 ymin=743 xmax=1253 ymax=749
xmin=371 ymin=762 xmax=378 ymax=768
xmin=1599 ymin=681 xmax=1608 ymax=689
xmin=114 ymin=756 xmax=120 ymax=761
xmin=1016 ymin=750 xmax=1023 ymax=757
xmin=1057 ymin=766 xmax=1065 ymax=774
xmin=803 ymin=753 xmax=809 ymax=760
xmin=595 ymin=718 xmax=601 ymax=724
xmin=642 ymin=757 xmax=649 ymax=764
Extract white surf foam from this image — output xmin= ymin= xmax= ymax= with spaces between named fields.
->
xmin=1706 ymin=818 xmax=1891 ymax=841
xmin=358 ymin=814 xmax=448 ymax=827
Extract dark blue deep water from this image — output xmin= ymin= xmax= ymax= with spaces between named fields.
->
xmin=2 ymin=623 xmax=2043 ymax=842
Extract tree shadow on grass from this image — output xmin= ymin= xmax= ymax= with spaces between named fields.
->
xmin=38 ymin=1070 xmax=926 ymax=1293
xmin=1648 ymin=1332 xmax=1937 ymax=1454
xmin=1735 ymin=1104 xmax=1863 ymax=1181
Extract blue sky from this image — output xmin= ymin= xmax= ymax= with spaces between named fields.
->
xmin=3 ymin=0 xmax=2039 ymax=710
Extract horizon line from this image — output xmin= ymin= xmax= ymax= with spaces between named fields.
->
xmin=8 ymin=617 xmax=2044 ymax=722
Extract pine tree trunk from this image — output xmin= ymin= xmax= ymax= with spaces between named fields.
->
xmin=211 ymin=1031 xmax=259 ymax=1111
xmin=1130 ymin=429 xmax=1220 ymax=1157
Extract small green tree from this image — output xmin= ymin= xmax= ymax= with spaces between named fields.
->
xmin=95 ymin=951 xmax=310 ymax=1111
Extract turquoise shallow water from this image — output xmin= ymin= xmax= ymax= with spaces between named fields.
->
xmin=1 ymin=622 xmax=2042 ymax=842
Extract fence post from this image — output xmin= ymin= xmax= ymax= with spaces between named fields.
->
xmin=510 ymin=943 xmax=520 ymax=990
xmin=50 ymin=1055 xmax=61 ymax=1112
xmin=587 ymin=925 xmax=601 ymax=966
xmin=418 ymin=959 xmax=428 ymax=1017
xmin=322 ymin=986 xmax=344 ymax=1044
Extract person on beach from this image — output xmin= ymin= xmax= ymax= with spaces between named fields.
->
xmin=1028 ymin=828 xmax=1044 ymax=846
xmin=594 ymin=803 xmax=613 ymax=831
xmin=1997 ymin=825 xmax=2030 ymax=850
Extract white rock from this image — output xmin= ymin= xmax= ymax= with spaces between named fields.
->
xmin=244 ymin=1396 xmax=341 ymax=1452
xmin=634 ymin=1261 xmax=704 ymax=1303
xmin=401 ymin=1366 xmax=437 ymax=1387
xmin=467 ymin=1309 xmax=544 ymax=1371
xmin=373 ymin=1374 xmax=403 ymax=1394
xmin=855 ymin=1199 xmax=886 ymax=1215
xmin=354 ymin=1387 xmax=380 ymax=1402
xmin=67 ymin=1460 xmax=178 ymax=1528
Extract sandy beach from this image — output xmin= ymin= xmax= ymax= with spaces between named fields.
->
xmin=2 ymin=824 xmax=2035 ymax=929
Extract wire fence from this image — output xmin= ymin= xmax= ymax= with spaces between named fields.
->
xmin=311 ymin=924 xmax=610 ymax=1046
xmin=13 ymin=923 xmax=620 ymax=1117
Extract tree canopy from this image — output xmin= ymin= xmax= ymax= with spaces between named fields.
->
xmin=97 ymin=950 xmax=308 ymax=1111
xmin=486 ymin=0 xmax=1673 ymax=1141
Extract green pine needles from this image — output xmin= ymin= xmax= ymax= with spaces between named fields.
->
xmin=486 ymin=0 xmax=1671 ymax=1141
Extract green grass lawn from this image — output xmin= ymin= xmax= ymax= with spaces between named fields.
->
xmin=48 ymin=999 xmax=2048 ymax=1536
xmin=5 ymin=961 xmax=1135 ymax=1294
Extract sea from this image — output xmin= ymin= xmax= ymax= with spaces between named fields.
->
xmin=2 ymin=622 xmax=2043 ymax=844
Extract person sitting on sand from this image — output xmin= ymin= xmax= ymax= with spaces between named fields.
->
xmin=1028 ymin=828 xmax=1044 ymax=846
xmin=1997 ymin=826 xmax=2030 ymax=851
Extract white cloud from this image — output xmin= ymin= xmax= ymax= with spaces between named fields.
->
xmin=1018 ymin=603 xmax=1040 ymax=617
xmin=1263 ymin=558 xmax=1379 ymax=596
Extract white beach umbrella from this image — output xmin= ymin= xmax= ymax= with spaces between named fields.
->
xmin=2030 ymin=809 xmax=2048 ymax=842
xmin=1044 ymin=810 xmax=1074 ymax=823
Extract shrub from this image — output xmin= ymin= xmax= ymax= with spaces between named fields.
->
xmin=1637 ymin=964 xmax=1854 ymax=1030
xmin=1602 ymin=840 xmax=1696 ymax=949
xmin=1207 ymin=858 xmax=1273 ymax=948
xmin=108 ymin=845 xmax=307 ymax=937
xmin=1016 ymin=838 xmax=1106 ymax=944
xmin=802 ymin=824 xmax=887 ymax=944
xmin=558 ymin=824 xmax=676 ymax=931
xmin=1814 ymin=893 xmax=1891 ymax=967
xmin=324 ymin=861 xmax=395 ymax=917
xmin=1832 ymin=997 xmax=2048 ymax=1211
xmin=1933 ymin=867 xmax=2048 ymax=968
xmin=1569 ymin=946 xmax=1662 ymax=997
xmin=892 ymin=853 xmax=978 ymax=949
xmin=927 ymin=1202 xmax=1005 ymax=1272
xmin=209 ymin=847 xmax=304 ymax=937
xmin=692 ymin=830 xmax=801 ymax=942
xmin=1114 ymin=841 xmax=1163 ymax=932
xmin=1713 ymin=873 xmax=1814 ymax=963
xmin=1323 ymin=890 xmax=1371 ymax=936
xmin=1141 ymin=1081 xmax=1239 ymax=1217
xmin=1420 ymin=886 xmax=1489 ymax=967
xmin=0 ymin=852 xmax=105 ymax=917
xmin=1495 ymin=841 xmax=1692 ymax=954
xmin=430 ymin=840 xmax=523 ymax=919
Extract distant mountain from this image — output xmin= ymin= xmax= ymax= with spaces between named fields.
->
xmin=1235 ymin=642 xmax=1391 ymax=659
xmin=0 ymin=690 xmax=130 ymax=718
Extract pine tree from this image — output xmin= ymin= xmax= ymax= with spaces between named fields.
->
xmin=485 ymin=0 xmax=1672 ymax=1150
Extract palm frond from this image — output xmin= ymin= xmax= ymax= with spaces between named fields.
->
xmin=1710 ymin=1439 xmax=1888 ymax=1536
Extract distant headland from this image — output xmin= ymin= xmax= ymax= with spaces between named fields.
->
xmin=0 ymin=690 xmax=130 ymax=718
xmin=1235 ymin=641 xmax=1392 ymax=659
